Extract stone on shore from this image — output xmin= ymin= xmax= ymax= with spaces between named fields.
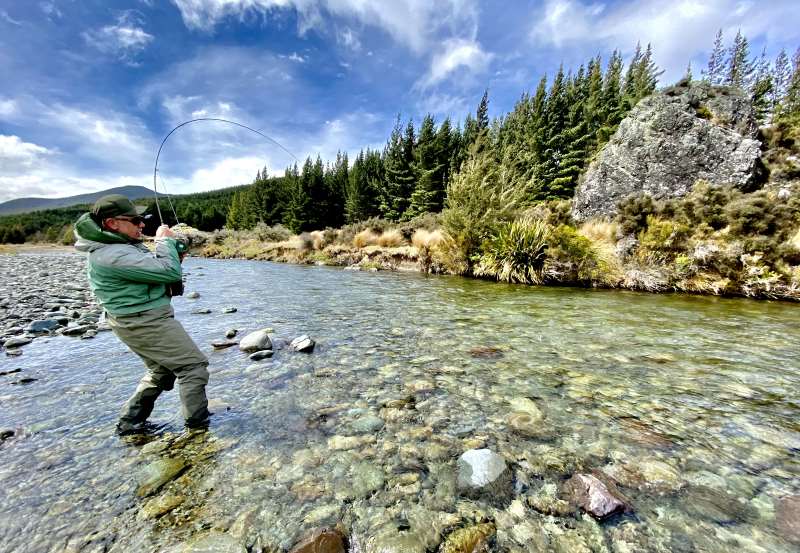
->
xmin=222 ymin=307 xmax=238 ymax=313
xmin=564 ymin=473 xmax=631 ymax=520
xmin=186 ymin=291 xmax=200 ymax=299
xmin=239 ymin=330 xmax=273 ymax=353
xmin=289 ymin=335 xmax=315 ymax=353
xmin=191 ymin=308 xmax=212 ymax=315
xmin=3 ymin=337 xmax=32 ymax=348
xmin=25 ymin=320 xmax=61 ymax=333
xmin=211 ymin=340 xmax=238 ymax=350
xmin=225 ymin=328 xmax=238 ymax=339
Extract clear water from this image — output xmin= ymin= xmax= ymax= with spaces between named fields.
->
xmin=0 ymin=256 xmax=798 ymax=552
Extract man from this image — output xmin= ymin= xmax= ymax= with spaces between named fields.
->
xmin=74 ymin=194 xmax=210 ymax=434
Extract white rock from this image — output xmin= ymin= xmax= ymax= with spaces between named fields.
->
xmin=239 ymin=330 xmax=272 ymax=353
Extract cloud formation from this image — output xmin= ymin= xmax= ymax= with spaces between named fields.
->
xmin=417 ymin=38 xmax=493 ymax=89
xmin=82 ymin=11 xmax=154 ymax=63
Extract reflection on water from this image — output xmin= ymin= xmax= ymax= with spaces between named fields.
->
xmin=1 ymin=257 xmax=799 ymax=552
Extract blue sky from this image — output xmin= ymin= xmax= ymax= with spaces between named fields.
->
xmin=0 ymin=0 xmax=798 ymax=203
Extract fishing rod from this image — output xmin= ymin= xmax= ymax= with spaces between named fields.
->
xmin=151 ymin=117 xmax=300 ymax=224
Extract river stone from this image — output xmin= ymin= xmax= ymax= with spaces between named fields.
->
xmin=249 ymin=349 xmax=274 ymax=361
xmin=508 ymin=398 xmax=543 ymax=421
xmin=136 ymin=458 xmax=187 ymax=497
xmin=222 ymin=307 xmax=237 ymax=313
xmin=352 ymin=462 xmax=385 ymax=497
xmin=211 ymin=340 xmax=238 ymax=349
xmin=3 ymin=337 xmax=32 ymax=348
xmin=239 ymin=330 xmax=272 ymax=353
xmin=5 ymin=349 xmax=23 ymax=357
xmin=564 ymin=473 xmax=631 ymax=520
xmin=366 ymin=529 xmax=427 ymax=553
xmin=350 ymin=414 xmax=385 ymax=434
xmin=225 ymin=328 xmax=238 ymax=339
xmin=179 ymin=531 xmax=245 ymax=553
xmin=289 ymin=335 xmax=315 ymax=353
xmin=457 ymin=449 xmax=512 ymax=499
xmin=288 ymin=528 xmax=346 ymax=553
xmin=81 ymin=330 xmax=97 ymax=339
xmin=138 ymin=493 xmax=185 ymax=520
xmin=191 ymin=308 xmax=212 ymax=315
xmin=186 ymin=292 xmax=200 ymax=299
xmin=0 ymin=429 xmax=14 ymax=441
xmin=440 ymin=523 xmax=496 ymax=553
xmin=776 ymin=495 xmax=800 ymax=544
xmin=25 ymin=320 xmax=60 ymax=333
xmin=684 ymin=486 xmax=757 ymax=524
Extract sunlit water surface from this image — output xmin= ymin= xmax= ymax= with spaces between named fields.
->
xmin=0 ymin=256 xmax=798 ymax=552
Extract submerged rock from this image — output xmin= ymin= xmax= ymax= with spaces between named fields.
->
xmin=239 ymin=330 xmax=272 ymax=353
xmin=186 ymin=291 xmax=200 ymax=299
xmin=440 ymin=523 xmax=496 ymax=553
xmin=136 ymin=458 xmax=187 ymax=497
xmin=190 ymin=308 xmax=212 ymax=315
xmin=776 ymin=495 xmax=800 ymax=544
xmin=289 ymin=335 xmax=315 ymax=353
xmin=138 ymin=493 xmax=185 ymax=520
xmin=457 ymin=449 xmax=512 ymax=499
xmin=249 ymin=349 xmax=274 ymax=361
xmin=564 ymin=473 xmax=631 ymax=520
xmin=225 ymin=328 xmax=238 ymax=339
xmin=178 ymin=531 xmax=245 ymax=553
xmin=288 ymin=527 xmax=346 ymax=553
xmin=222 ymin=306 xmax=238 ymax=313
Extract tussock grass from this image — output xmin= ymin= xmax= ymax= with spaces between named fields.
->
xmin=309 ymin=230 xmax=325 ymax=250
xmin=376 ymin=229 xmax=404 ymax=247
xmin=578 ymin=220 xmax=618 ymax=244
xmin=411 ymin=229 xmax=444 ymax=249
xmin=353 ymin=229 xmax=380 ymax=248
xmin=791 ymin=227 xmax=800 ymax=250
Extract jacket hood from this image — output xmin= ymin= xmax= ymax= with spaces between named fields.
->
xmin=74 ymin=212 xmax=131 ymax=252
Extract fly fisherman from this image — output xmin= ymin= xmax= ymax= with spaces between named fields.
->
xmin=74 ymin=194 xmax=210 ymax=435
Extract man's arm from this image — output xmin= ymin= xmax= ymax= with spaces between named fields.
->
xmin=97 ymin=226 xmax=183 ymax=284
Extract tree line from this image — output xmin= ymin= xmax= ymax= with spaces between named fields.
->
xmin=2 ymin=31 xmax=799 ymax=243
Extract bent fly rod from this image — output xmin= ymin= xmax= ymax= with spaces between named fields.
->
xmin=151 ymin=118 xmax=299 ymax=224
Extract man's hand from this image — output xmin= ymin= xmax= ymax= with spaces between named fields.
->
xmin=156 ymin=225 xmax=176 ymax=238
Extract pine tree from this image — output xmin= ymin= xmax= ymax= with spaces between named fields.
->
xmin=684 ymin=62 xmax=693 ymax=82
xmin=282 ymin=163 xmax=306 ymax=233
xmin=725 ymin=30 xmax=755 ymax=89
xmin=633 ymin=43 xmax=661 ymax=98
xmin=704 ymin=29 xmax=725 ymax=85
xmin=380 ymin=117 xmax=416 ymax=220
xmin=772 ymin=49 xmax=791 ymax=115
xmin=476 ymin=89 xmax=490 ymax=132
xmin=407 ymin=114 xmax=444 ymax=218
xmin=624 ymin=43 xmax=642 ymax=100
xmin=783 ymin=47 xmax=800 ymax=117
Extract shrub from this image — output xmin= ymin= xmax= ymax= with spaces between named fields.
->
xmin=251 ymin=222 xmax=291 ymax=242
xmin=338 ymin=217 xmax=392 ymax=245
xmin=638 ymin=216 xmax=690 ymax=258
xmin=441 ymin=137 xmax=525 ymax=273
xmin=377 ymin=229 xmax=405 ymax=247
xmin=546 ymin=224 xmax=605 ymax=282
xmin=474 ymin=216 xmax=549 ymax=284
xmin=309 ymin=230 xmax=325 ymax=250
xmin=297 ymin=232 xmax=315 ymax=252
xmin=59 ymin=224 xmax=75 ymax=245
xmin=353 ymin=229 xmax=380 ymax=248
xmin=677 ymin=181 xmax=737 ymax=230
xmin=412 ymin=229 xmax=445 ymax=274
xmin=616 ymin=194 xmax=656 ymax=235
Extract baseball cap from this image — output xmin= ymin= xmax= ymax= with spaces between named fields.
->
xmin=91 ymin=194 xmax=148 ymax=220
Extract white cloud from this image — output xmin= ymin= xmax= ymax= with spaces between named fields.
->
xmin=0 ymin=98 xmax=18 ymax=117
xmin=39 ymin=1 xmax=62 ymax=19
xmin=529 ymin=0 xmax=800 ymax=82
xmin=416 ymin=92 xmax=471 ymax=120
xmin=288 ymin=52 xmax=307 ymax=63
xmin=0 ymin=135 xmax=54 ymax=176
xmin=171 ymin=0 xmax=478 ymax=53
xmin=82 ymin=11 xmax=154 ymax=63
xmin=417 ymin=38 xmax=493 ymax=89
xmin=1 ymin=10 xmax=22 ymax=26
xmin=337 ymin=27 xmax=361 ymax=51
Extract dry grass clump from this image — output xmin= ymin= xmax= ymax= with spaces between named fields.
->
xmin=578 ymin=220 xmax=619 ymax=244
xmin=353 ymin=229 xmax=380 ymax=248
xmin=411 ymin=229 xmax=444 ymax=249
xmin=309 ymin=230 xmax=325 ymax=250
xmin=791 ymin=227 xmax=800 ymax=250
xmin=377 ymin=229 xmax=405 ymax=247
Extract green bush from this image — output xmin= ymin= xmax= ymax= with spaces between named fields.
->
xmin=616 ymin=194 xmax=656 ymax=234
xmin=474 ymin=216 xmax=549 ymax=284
xmin=252 ymin=222 xmax=291 ymax=242
xmin=547 ymin=224 xmax=603 ymax=281
xmin=638 ymin=216 xmax=690 ymax=257
xmin=677 ymin=181 xmax=737 ymax=230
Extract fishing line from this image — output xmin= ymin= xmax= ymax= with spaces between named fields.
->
xmin=155 ymin=172 xmax=180 ymax=224
xmin=152 ymin=117 xmax=299 ymax=224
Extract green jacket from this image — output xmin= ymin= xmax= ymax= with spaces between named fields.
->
xmin=74 ymin=213 xmax=182 ymax=315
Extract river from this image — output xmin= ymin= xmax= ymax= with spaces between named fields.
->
xmin=0 ymin=255 xmax=798 ymax=552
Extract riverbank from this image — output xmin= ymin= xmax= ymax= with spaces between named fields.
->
xmin=187 ymin=221 xmax=800 ymax=303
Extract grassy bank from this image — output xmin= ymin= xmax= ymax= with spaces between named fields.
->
xmin=184 ymin=182 xmax=800 ymax=302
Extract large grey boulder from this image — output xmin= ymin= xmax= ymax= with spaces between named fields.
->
xmin=239 ymin=329 xmax=272 ymax=353
xmin=572 ymin=81 xmax=763 ymax=221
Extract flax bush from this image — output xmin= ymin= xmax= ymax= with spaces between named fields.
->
xmin=474 ymin=216 xmax=549 ymax=284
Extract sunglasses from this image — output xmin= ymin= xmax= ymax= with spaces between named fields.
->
xmin=115 ymin=215 xmax=146 ymax=225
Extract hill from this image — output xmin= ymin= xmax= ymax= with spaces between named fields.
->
xmin=0 ymin=185 xmax=153 ymax=216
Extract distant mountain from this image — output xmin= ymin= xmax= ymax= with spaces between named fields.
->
xmin=0 ymin=185 xmax=154 ymax=215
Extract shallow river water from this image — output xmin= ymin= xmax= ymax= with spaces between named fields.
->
xmin=1 ymin=255 xmax=798 ymax=552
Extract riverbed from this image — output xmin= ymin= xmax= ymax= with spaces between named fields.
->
xmin=0 ymin=253 xmax=798 ymax=552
